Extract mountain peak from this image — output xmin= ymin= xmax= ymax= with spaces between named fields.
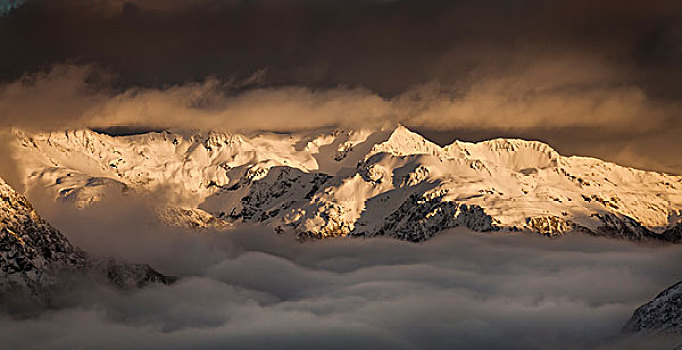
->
xmin=11 ymin=126 xmax=682 ymax=243
xmin=480 ymin=138 xmax=559 ymax=156
xmin=388 ymin=124 xmax=415 ymax=137
xmin=370 ymin=125 xmax=442 ymax=157
xmin=445 ymin=137 xmax=562 ymax=171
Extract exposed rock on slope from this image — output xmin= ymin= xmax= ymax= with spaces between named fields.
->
xmin=0 ymin=177 xmax=173 ymax=311
xmin=1 ymin=177 xmax=88 ymax=294
xmin=624 ymin=281 xmax=682 ymax=335
xmin=157 ymin=206 xmax=231 ymax=231
xmin=12 ymin=125 xmax=682 ymax=242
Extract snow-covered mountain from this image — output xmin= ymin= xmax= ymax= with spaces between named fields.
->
xmin=623 ymin=280 xmax=682 ymax=335
xmin=12 ymin=125 xmax=682 ymax=242
xmin=0 ymin=176 xmax=173 ymax=311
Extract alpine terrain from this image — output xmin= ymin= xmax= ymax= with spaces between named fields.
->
xmin=624 ymin=280 xmax=682 ymax=335
xmin=11 ymin=125 xmax=682 ymax=242
xmin=0 ymin=176 xmax=173 ymax=312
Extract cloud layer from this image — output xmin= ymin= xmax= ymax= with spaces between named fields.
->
xmin=0 ymin=61 xmax=676 ymax=133
xmin=2 ymin=61 xmax=681 ymax=175
xmin=2 ymin=195 xmax=680 ymax=349
xmin=0 ymin=54 xmax=675 ymax=129
xmin=1 ymin=0 xmax=682 ymax=173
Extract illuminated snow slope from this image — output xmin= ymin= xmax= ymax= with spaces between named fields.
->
xmin=13 ymin=125 xmax=682 ymax=242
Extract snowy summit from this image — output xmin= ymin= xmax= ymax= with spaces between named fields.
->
xmin=12 ymin=125 xmax=682 ymax=242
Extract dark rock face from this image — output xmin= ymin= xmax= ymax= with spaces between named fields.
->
xmin=661 ymin=223 xmax=682 ymax=243
xmin=238 ymin=167 xmax=330 ymax=222
xmin=353 ymin=191 xmax=497 ymax=242
xmin=1 ymin=178 xmax=89 ymax=294
xmin=95 ymin=258 xmax=177 ymax=289
xmin=623 ymin=281 xmax=682 ymax=335
xmin=577 ymin=214 xmax=682 ymax=243
xmin=0 ymin=178 xmax=174 ymax=312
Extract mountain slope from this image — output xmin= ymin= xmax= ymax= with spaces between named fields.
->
xmin=623 ymin=280 xmax=682 ymax=335
xmin=1 ymin=176 xmax=88 ymax=294
xmin=12 ymin=126 xmax=682 ymax=242
xmin=0 ymin=177 xmax=173 ymax=311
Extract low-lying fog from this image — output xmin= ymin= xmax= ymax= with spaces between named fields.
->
xmin=3 ymin=194 xmax=681 ymax=349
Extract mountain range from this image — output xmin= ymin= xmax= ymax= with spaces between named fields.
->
xmin=1 ymin=125 xmax=681 ymax=336
xmin=12 ymin=125 xmax=681 ymax=242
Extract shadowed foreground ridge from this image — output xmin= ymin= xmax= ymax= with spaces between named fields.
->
xmin=0 ymin=176 xmax=174 ymax=313
xmin=624 ymin=280 xmax=682 ymax=335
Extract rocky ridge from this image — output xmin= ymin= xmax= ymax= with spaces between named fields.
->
xmin=0 ymin=177 xmax=173 ymax=312
xmin=624 ymin=280 xmax=682 ymax=335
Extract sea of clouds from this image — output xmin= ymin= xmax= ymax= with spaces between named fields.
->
xmin=1 ymin=194 xmax=680 ymax=349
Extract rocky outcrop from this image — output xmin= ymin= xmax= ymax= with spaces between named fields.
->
xmin=93 ymin=258 xmax=176 ymax=290
xmin=0 ymin=177 xmax=174 ymax=313
xmin=623 ymin=281 xmax=682 ymax=335
xmin=661 ymin=223 xmax=682 ymax=243
xmin=157 ymin=207 xmax=231 ymax=231
xmin=353 ymin=191 xmax=497 ymax=242
xmin=1 ymin=178 xmax=89 ymax=294
xmin=525 ymin=216 xmax=573 ymax=236
xmin=576 ymin=214 xmax=682 ymax=243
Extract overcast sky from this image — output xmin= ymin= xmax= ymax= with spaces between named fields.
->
xmin=1 ymin=0 xmax=681 ymax=175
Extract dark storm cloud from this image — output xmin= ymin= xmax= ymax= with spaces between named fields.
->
xmin=0 ymin=0 xmax=680 ymax=96
xmin=2 ymin=193 xmax=682 ymax=349
xmin=1 ymin=0 xmax=682 ymax=175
